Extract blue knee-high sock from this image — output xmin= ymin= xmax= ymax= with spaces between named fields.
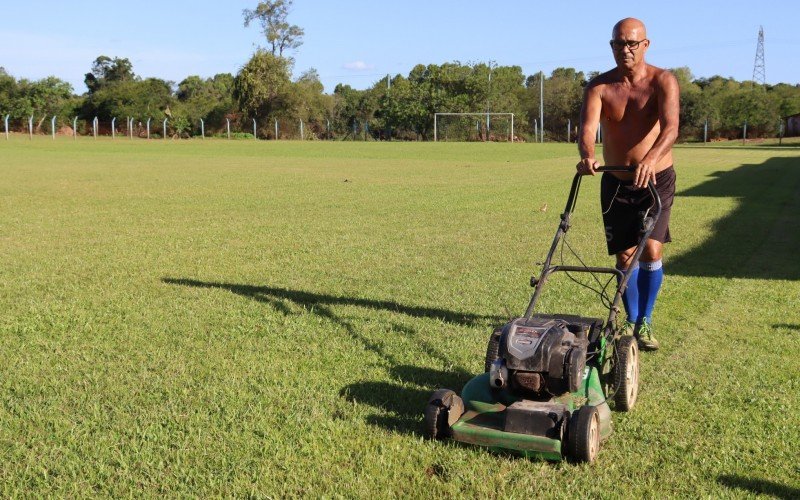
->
xmin=617 ymin=264 xmax=639 ymax=323
xmin=637 ymin=260 xmax=664 ymax=324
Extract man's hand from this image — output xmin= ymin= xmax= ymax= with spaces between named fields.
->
xmin=576 ymin=158 xmax=599 ymax=176
xmin=633 ymin=161 xmax=657 ymax=188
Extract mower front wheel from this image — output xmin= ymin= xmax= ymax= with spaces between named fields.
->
xmin=613 ymin=335 xmax=639 ymax=411
xmin=567 ymin=405 xmax=600 ymax=463
xmin=424 ymin=389 xmax=464 ymax=440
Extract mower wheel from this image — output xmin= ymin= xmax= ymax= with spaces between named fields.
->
xmin=484 ymin=328 xmax=503 ymax=372
xmin=613 ymin=335 xmax=639 ymax=411
xmin=424 ymin=389 xmax=464 ymax=440
xmin=567 ymin=405 xmax=600 ymax=463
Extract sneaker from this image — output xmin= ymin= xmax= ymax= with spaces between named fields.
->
xmin=636 ymin=319 xmax=660 ymax=351
xmin=619 ymin=320 xmax=636 ymax=337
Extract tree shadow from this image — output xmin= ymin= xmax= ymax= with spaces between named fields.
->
xmin=163 ymin=278 xmax=486 ymax=436
xmin=717 ymin=475 xmax=800 ymax=499
xmin=668 ymin=156 xmax=800 ymax=280
xmin=773 ymin=323 xmax=800 ymax=331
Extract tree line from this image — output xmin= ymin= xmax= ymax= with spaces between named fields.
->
xmin=1 ymin=0 xmax=798 ymax=141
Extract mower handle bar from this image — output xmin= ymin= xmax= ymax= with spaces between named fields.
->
xmin=523 ymin=165 xmax=663 ymax=322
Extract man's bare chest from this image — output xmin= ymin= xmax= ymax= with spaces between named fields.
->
xmin=601 ymin=85 xmax=658 ymax=123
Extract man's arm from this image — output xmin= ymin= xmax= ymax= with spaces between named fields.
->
xmin=577 ymin=83 xmax=602 ymax=175
xmin=634 ymin=70 xmax=680 ymax=188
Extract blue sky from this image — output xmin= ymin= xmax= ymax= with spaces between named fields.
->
xmin=1 ymin=1 xmax=797 ymax=94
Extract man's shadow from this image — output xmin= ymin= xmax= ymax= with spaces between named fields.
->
xmin=163 ymin=278 xmax=489 ymax=435
xmin=668 ymin=156 xmax=800 ymax=280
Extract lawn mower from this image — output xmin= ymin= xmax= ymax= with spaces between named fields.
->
xmin=425 ymin=166 xmax=662 ymax=463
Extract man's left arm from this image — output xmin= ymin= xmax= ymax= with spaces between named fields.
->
xmin=634 ymin=71 xmax=680 ymax=188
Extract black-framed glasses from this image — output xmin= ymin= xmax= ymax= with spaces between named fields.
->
xmin=609 ymin=39 xmax=647 ymax=51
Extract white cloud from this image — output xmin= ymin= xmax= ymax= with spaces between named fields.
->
xmin=342 ymin=60 xmax=374 ymax=71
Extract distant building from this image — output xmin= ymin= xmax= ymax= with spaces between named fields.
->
xmin=785 ymin=113 xmax=800 ymax=137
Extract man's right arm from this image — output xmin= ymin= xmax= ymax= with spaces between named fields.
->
xmin=577 ymin=83 xmax=602 ymax=175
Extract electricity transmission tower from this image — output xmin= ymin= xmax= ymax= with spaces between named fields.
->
xmin=752 ymin=26 xmax=765 ymax=85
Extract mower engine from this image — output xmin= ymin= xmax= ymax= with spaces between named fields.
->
xmin=489 ymin=316 xmax=594 ymax=398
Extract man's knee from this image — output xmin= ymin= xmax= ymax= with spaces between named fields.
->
xmin=641 ymin=239 xmax=663 ymax=262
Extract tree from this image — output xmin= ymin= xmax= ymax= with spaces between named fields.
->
xmin=234 ymin=50 xmax=293 ymax=123
xmin=84 ymin=55 xmax=135 ymax=93
xmin=243 ymin=0 xmax=304 ymax=57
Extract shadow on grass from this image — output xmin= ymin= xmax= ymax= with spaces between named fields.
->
xmin=161 ymin=278 xmax=499 ymax=329
xmin=717 ymin=475 xmax=800 ymax=499
xmin=341 ymin=366 xmax=474 ymax=435
xmin=774 ymin=323 xmax=800 ymax=331
xmin=163 ymin=278 xmax=484 ymax=436
xmin=669 ymin=156 xmax=800 ymax=280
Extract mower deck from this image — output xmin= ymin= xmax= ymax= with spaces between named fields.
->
xmin=450 ymin=370 xmax=612 ymax=460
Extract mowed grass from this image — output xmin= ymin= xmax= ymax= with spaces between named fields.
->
xmin=0 ymin=136 xmax=798 ymax=497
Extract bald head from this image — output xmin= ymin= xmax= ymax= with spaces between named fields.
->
xmin=613 ymin=18 xmax=647 ymax=39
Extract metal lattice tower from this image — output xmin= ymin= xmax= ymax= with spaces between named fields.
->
xmin=752 ymin=26 xmax=765 ymax=85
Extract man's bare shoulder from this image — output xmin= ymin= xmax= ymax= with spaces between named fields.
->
xmin=648 ymin=64 xmax=679 ymax=88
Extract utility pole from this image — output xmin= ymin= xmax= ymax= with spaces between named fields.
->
xmin=539 ymin=71 xmax=544 ymax=143
xmin=486 ymin=60 xmax=495 ymax=140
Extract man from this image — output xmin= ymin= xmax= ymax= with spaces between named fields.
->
xmin=577 ymin=18 xmax=679 ymax=350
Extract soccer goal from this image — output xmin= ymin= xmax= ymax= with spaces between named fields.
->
xmin=433 ymin=112 xmax=515 ymax=142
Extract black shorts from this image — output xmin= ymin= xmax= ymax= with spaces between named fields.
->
xmin=600 ymin=166 xmax=675 ymax=255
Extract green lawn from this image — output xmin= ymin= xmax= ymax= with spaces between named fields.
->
xmin=0 ymin=137 xmax=798 ymax=497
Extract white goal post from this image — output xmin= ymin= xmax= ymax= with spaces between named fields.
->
xmin=433 ymin=112 xmax=515 ymax=142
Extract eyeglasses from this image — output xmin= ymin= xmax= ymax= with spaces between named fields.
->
xmin=609 ymin=39 xmax=648 ymax=51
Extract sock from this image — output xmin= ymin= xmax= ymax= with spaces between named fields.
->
xmin=637 ymin=259 xmax=664 ymax=324
xmin=617 ymin=263 xmax=639 ymax=323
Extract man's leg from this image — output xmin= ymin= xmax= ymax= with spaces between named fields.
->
xmin=636 ymin=239 xmax=664 ymax=350
xmin=615 ymin=248 xmax=639 ymax=327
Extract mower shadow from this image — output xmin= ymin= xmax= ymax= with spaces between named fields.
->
xmin=341 ymin=365 xmax=475 ymax=436
xmin=717 ymin=475 xmax=800 ymax=499
xmin=668 ymin=156 xmax=800 ymax=280
xmin=163 ymin=278 xmax=483 ymax=436
xmin=161 ymin=278 xmax=500 ymax=328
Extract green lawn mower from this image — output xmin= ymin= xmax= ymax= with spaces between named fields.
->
xmin=425 ymin=167 xmax=662 ymax=463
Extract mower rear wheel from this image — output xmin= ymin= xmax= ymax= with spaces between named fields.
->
xmin=484 ymin=328 xmax=503 ymax=372
xmin=613 ymin=335 xmax=639 ymax=411
xmin=424 ymin=389 xmax=464 ymax=440
xmin=567 ymin=405 xmax=600 ymax=463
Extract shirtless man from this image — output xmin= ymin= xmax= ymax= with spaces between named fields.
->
xmin=577 ymin=17 xmax=679 ymax=350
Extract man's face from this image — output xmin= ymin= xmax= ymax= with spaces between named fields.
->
xmin=610 ymin=24 xmax=649 ymax=70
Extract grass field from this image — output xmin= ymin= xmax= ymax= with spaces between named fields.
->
xmin=1 ymin=136 xmax=799 ymax=497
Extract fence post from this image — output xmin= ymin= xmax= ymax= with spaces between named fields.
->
xmin=226 ymin=119 xmax=230 ymax=140
xmin=111 ymin=117 xmax=116 ymax=139
xmin=73 ymin=116 xmax=78 ymax=140
xmin=200 ymin=119 xmax=205 ymax=139
xmin=534 ymin=119 xmax=538 ymax=142
xmin=742 ymin=120 xmax=747 ymax=145
xmin=163 ymin=118 xmax=168 ymax=139
xmin=704 ymin=119 xmax=708 ymax=143
xmin=28 ymin=115 xmax=33 ymax=140
xmin=300 ymin=120 xmax=304 ymax=140
xmin=274 ymin=119 xmax=278 ymax=140
xmin=567 ymin=119 xmax=571 ymax=143
xmin=93 ymin=117 xmax=99 ymax=139
xmin=51 ymin=116 xmax=57 ymax=140
xmin=253 ymin=118 xmax=257 ymax=139
xmin=326 ymin=119 xmax=330 ymax=140
xmin=146 ymin=118 xmax=151 ymax=139
xmin=4 ymin=115 xmax=8 ymax=140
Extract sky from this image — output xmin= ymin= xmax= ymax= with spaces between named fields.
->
xmin=1 ymin=1 xmax=798 ymax=95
